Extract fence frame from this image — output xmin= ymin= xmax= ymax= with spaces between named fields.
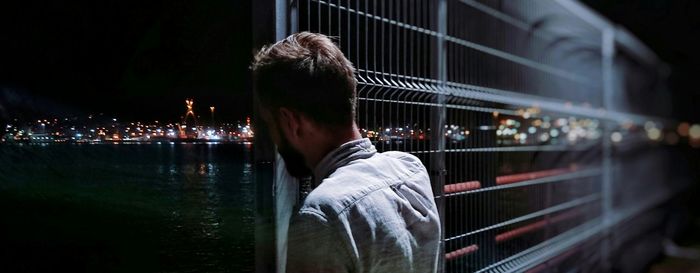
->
xmin=253 ymin=0 xmax=679 ymax=272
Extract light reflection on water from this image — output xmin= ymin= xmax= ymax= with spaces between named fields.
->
xmin=0 ymin=143 xmax=255 ymax=272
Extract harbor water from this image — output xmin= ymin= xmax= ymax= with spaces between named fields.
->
xmin=0 ymin=142 xmax=255 ymax=272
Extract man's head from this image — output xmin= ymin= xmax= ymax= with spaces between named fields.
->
xmin=251 ymin=32 xmax=358 ymax=178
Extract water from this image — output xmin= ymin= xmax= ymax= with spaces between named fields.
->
xmin=0 ymin=143 xmax=255 ymax=272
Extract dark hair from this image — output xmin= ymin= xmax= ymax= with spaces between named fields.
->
xmin=251 ymin=32 xmax=357 ymax=129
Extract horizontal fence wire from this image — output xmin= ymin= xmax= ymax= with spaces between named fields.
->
xmin=291 ymin=0 xmax=682 ymax=272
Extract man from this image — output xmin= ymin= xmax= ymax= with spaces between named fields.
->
xmin=251 ymin=32 xmax=441 ymax=273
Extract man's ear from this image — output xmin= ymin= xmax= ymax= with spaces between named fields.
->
xmin=278 ymin=107 xmax=301 ymax=139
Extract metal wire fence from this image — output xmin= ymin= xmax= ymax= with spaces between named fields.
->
xmin=262 ymin=0 xmax=689 ymax=272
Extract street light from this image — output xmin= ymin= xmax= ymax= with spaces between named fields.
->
xmin=210 ymin=106 xmax=216 ymax=128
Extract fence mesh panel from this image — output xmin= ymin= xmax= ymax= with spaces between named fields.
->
xmin=287 ymin=0 xmax=685 ymax=272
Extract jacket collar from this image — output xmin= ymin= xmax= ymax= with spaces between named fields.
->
xmin=312 ymin=138 xmax=376 ymax=187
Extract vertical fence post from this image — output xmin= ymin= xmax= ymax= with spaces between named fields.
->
xmin=601 ymin=26 xmax=616 ymax=273
xmin=431 ymin=0 xmax=448 ymax=272
xmin=274 ymin=3 xmax=300 ymax=273
xmin=252 ymin=0 xmax=292 ymax=272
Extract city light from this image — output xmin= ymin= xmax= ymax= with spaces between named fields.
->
xmin=1 ymin=99 xmax=254 ymax=144
xmin=689 ymin=124 xmax=700 ymax=140
xmin=0 ymin=102 xmax=695 ymax=148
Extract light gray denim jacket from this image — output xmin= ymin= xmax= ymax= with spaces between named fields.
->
xmin=286 ymin=138 xmax=441 ymax=273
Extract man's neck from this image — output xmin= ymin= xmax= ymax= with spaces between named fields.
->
xmin=308 ymin=123 xmax=362 ymax=170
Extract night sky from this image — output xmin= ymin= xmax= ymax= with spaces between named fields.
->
xmin=1 ymin=1 xmax=699 ymax=123
xmin=583 ymin=0 xmax=700 ymax=122
xmin=0 ymin=0 xmax=253 ymax=123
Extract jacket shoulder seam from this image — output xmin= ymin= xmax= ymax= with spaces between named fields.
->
xmin=334 ymin=168 xmax=422 ymax=217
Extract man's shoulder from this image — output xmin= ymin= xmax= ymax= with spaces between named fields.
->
xmin=298 ymin=150 xmax=429 ymax=219
xmin=376 ymin=150 xmax=428 ymax=174
xmin=352 ymin=150 xmax=428 ymax=178
xmin=379 ymin=150 xmax=422 ymax=162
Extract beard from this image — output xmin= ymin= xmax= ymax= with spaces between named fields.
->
xmin=277 ymin=137 xmax=312 ymax=178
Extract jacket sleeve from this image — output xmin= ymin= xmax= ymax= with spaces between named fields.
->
xmin=286 ymin=210 xmax=352 ymax=273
